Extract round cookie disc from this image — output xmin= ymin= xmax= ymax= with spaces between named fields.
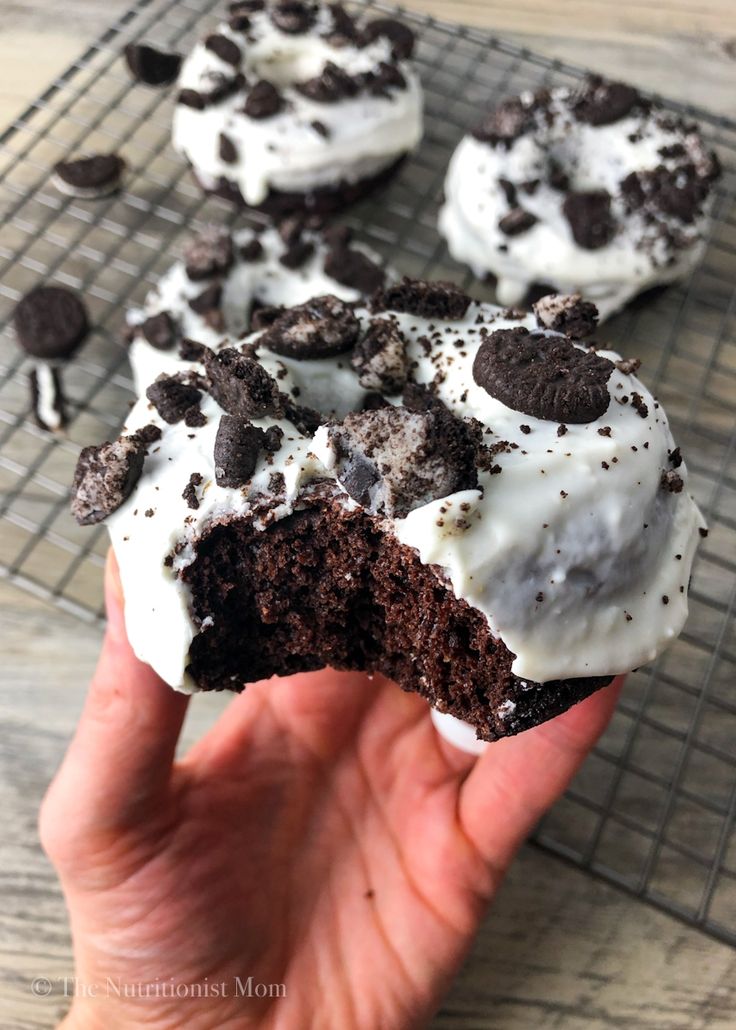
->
xmin=53 ymin=153 xmax=126 ymax=199
xmin=14 ymin=286 xmax=90 ymax=361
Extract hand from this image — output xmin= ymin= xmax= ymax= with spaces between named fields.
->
xmin=40 ymin=551 xmax=621 ymax=1030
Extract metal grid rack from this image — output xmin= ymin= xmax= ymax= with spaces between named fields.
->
xmin=1 ymin=0 xmax=735 ymax=944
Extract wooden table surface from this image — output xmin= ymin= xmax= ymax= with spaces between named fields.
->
xmin=1 ymin=2 xmax=736 ymax=1028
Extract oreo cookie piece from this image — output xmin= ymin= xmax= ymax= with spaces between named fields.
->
xmin=204 ymin=34 xmax=242 ymax=67
xmin=361 ymin=18 xmax=415 ymax=59
xmin=296 ymin=62 xmax=359 ymax=103
xmin=498 ymin=207 xmax=538 ymax=236
xmin=270 ymin=1 xmax=317 ymax=34
xmin=30 ymin=365 xmax=67 ymax=432
xmin=351 ymin=318 xmax=408 ymax=393
xmin=184 ymin=226 xmax=234 ymax=280
xmin=563 ymin=190 xmax=616 ymax=250
xmin=572 ymin=76 xmax=642 ymax=127
xmin=124 ymin=43 xmax=182 ymax=86
xmin=141 ymin=311 xmax=179 ymax=351
xmin=53 ymin=153 xmax=126 ymax=199
xmin=204 ymin=348 xmax=282 ymax=418
xmin=243 ymin=80 xmax=284 ymax=119
xmin=533 ymin=294 xmax=599 ymax=339
xmin=327 ymin=406 xmax=478 ymax=517
xmin=14 ymin=286 xmax=89 ymax=361
xmin=146 ymin=375 xmax=202 ymax=424
xmin=472 ymin=97 xmax=534 ymax=147
xmin=373 ymin=278 xmax=471 ymax=320
xmin=323 ymin=246 xmax=386 ymax=295
xmin=473 ymin=327 xmax=614 ymax=424
xmin=189 ymin=283 xmax=223 ymax=318
xmin=259 ymin=295 xmax=360 ymax=359
xmin=213 ymin=415 xmax=279 ymax=487
xmin=71 ymin=434 xmax=146 ymax=525
xmin=219 ymin=133 xmax=238 ymax=164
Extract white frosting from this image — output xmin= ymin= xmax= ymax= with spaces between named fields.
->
xmin=172 ymin=6 xmax=423 ymax=205
xmin=108 ymin=299 xmax=703 ymax=692
xmin=439 ymin=88 xmax=715 ymax=320
xmin=127 ymin=225 xmax=390 ymax=393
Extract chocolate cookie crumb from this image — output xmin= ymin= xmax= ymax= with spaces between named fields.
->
xmin=260 ymin=295 xmax=360 ymax=359
xmin=533 ymin=293 xmax=599 ymax=339
xmin=498 ymin=207 xmax=538 ymax=236
xmin=660 ymin=469 xmax=684 ymax=493
xmin=141 ymin=311 xmax=178 ymax=351
xmin=244 ymin=80 xmax=284 ymax=118
xmin=124 ymin=43 xmax=182 ymax=86
xmin=204 ymin=347 xmax=282 ymax=418
xmin=205 ymin=34 xmax=242 ymax=66
xmin=219 ymin=133 xmax=238 ymax=164
xmin=213 ymin=415 xmax=270 ymax=487
xmin=351 ymin=318 xmax=409 ymax=393
xmin=182 ymin=472 xmax=204 ymax=510
xmin=146 ymin=375 xmax=202 ymax=424
xmin=563 ymin=190 xmax=616 ymax=250
xmin=362 ymin=18 xmax=415 ymax=59
xmin=184 ymin=227 xmax=234 ymax=281
xmin=373 ymin=278 xmax=471 ymax=320
xmin=71 ymin=434 xmax=146 ymax=525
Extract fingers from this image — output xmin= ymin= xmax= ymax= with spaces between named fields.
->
xmin=458 ymin=678 xmax=623 ymax=873
xmin=44 ymin=551 xmax=189 ymax=837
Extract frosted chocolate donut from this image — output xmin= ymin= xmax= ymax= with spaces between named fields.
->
xmin=172 ymin=1 xmax=423 ymax=214
xmin=73 ymin=280 xmax=704 ymax=742
xmin=439 ymin=77 xmax=720 ymax=320
xmin=126 ymin=220 xmax=391 ymax=393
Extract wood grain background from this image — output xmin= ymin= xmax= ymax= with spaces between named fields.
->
xmin=1 ymin=1 xmax=735 ymax=1028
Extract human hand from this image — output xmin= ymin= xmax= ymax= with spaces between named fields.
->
xmin=40 ymin=551 xmax=621 ymax=1030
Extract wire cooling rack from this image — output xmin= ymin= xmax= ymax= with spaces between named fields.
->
xmin=1 ymin=0 xmax=735 ymax=944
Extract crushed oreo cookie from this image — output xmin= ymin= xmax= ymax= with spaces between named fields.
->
xmin=71 ymin=434 xmax=146 ymax=525
xmin=259 ymin=295 xmax=360 ymax=359
xmin=297 ymin=62 xmax=359 ymax=102
xmin=473 ymin=97 xmax=534 ymax=147
xmin=204 ymin=347 xmax=281 ymax=418
xmin=571 ymin=76 xmax=643 ymax=126
xmin=240 ymin=237 xmax=265 ymax=262
xmin=615 ymin=357 xmax=642 ymax=375
xmin=361 ymin=17 xmax=415 ymax=59
xmin=280 ymin=239 xmax=315 ymax=269
xmin=213 ymin=415 xmax=280 ymax=487
xmin=146 ymin=374 xmax=202 ymax=424
xmin=182 ymin=472 xmax=204 ymax=510
xmin=219 ymin=132 xmax=238 ymax=164
xmin=323 ymin=245 xmax=386 ymax=294
xmin=141 ymin=311 xmax=179 ymax=351
xmin=53 ymin=153 xmax=126 ymax=198
xmin=124 ymin=43 xmax=182 ymax=86
xmin=184 ymin=227 xmax=234 ymax=281
xmin=373 ymin=278 xmax=471 ymax=320
xmin=328 ymin=405 xmax=478 ymax=517
xmin=204 ymin=33 xmax=242 ymax=66
xmin=620 ymin=164 xmax=709 ymax=225
xmin=189 ymin=283 xmax=223 ymax=319
xmin=473 ymin=326 xmax=614 ymax=423
xmin=270 ymin=1 xmax=317 ymax=34
xmin=563 ymin=190 xmax=616 ymax=250
xmin=351 ymin=318 xmax=409 ymax=393
xmin=498 ymin=207 xmax=538 ymax=236
xmin=179 ymin=338 xmax=208 ymax=363
xmin=533 ymin=294 xmax=599 ymax=339
xmin=243 ymin=79 xmax=284 ymax=118
xmin=660 ymin=469 xmax=684 ymax=493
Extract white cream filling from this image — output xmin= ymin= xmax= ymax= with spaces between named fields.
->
xmin=110 ymin=301 xmax=703 ymax=691
xmin=35 ymin=362 xmax=63 ymax=430
xmin=172 ymin=11 xmax=423 ymax=205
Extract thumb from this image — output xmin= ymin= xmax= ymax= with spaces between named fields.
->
xmin=47 ymin=550 xmax=189 ymax=837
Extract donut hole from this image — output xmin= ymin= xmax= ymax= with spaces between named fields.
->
xmin=249 ymin=41 xmax=334 ymax=88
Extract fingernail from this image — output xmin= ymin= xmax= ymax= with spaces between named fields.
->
xmin=104 ymin=550 xmax=126 ymax=642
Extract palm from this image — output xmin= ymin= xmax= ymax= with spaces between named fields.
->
xmin=42 ymin=559 xmax=620 ymax=1030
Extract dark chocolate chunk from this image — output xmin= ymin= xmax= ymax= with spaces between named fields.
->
xmin=660 ymin=469 xmax=684 ymax=493
xmin=182 ymin=472 xmax=204 ymax=510
xmin=178 ymin=88 xmax=206 ymax=110
xmin=184 ymin=227 xmax=234 ymax=281
xmin=563 ymin=190 xmax=616 ymax=250
xmin=324 ymin=246 xmax=385 ymax=295
xmin=361 ymin=18 xmax=416 ymax=59
xmin=219 ymin=132 xmax=238 ymax=164
xmin=533 ymin=294 xmax=599 ymax=339
xmin=204 ymin=347 xmax=281 ymax=418
xmin=473 ymin=97 xmax=533 ymax=147
xmin=243 ymin=79 xmax=284 ymax=118
xmin=373 ymin=278 xmax=471 ymax=320
xmin=270 ymin=1 xmax=317 ymax=34
xmin=14 ymin=286 xmax=89 ymax=361
xmin=473 ymin=326 xmax=614 ymax=424
xmin=297 ymin=62 xmax=359 ymax=102
xmin=189 ymin=283 xmax=223 ymax=317
xmin=498 ymin=207 xmax=538 ymax=236
xmin=71 ymin=434 xmax=146 ymax=525
xmin=328 ymin=405 xmax=478 ymax=517
xmin=30 ymin=366 xmax=66 ymax=432
xmin=260 ymin=295 xmax=360 ymax=359
xmin=239 ymin=237 xmax=264 ymax=262
xmin=280 ymin=240 xmax=315 ymax=269
xmin=572 ymin=76 xmax=642 ymax=126
xmin=141 ymin=311 xmax=179 ymax=351
xmin=124 ymin=43 xmax=182 ymax=87
xmin=53 ymin=153 xmax=126 ymax=197
xmin=351 ymin=318 xmax=409 ymax=393
xmin=146 ymin=375 xmax=202 ymax=424
xmin=205 ymin=34 xmax=242 ymax=67
xmin=213 ymin=415 xmax=270 ymax=487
